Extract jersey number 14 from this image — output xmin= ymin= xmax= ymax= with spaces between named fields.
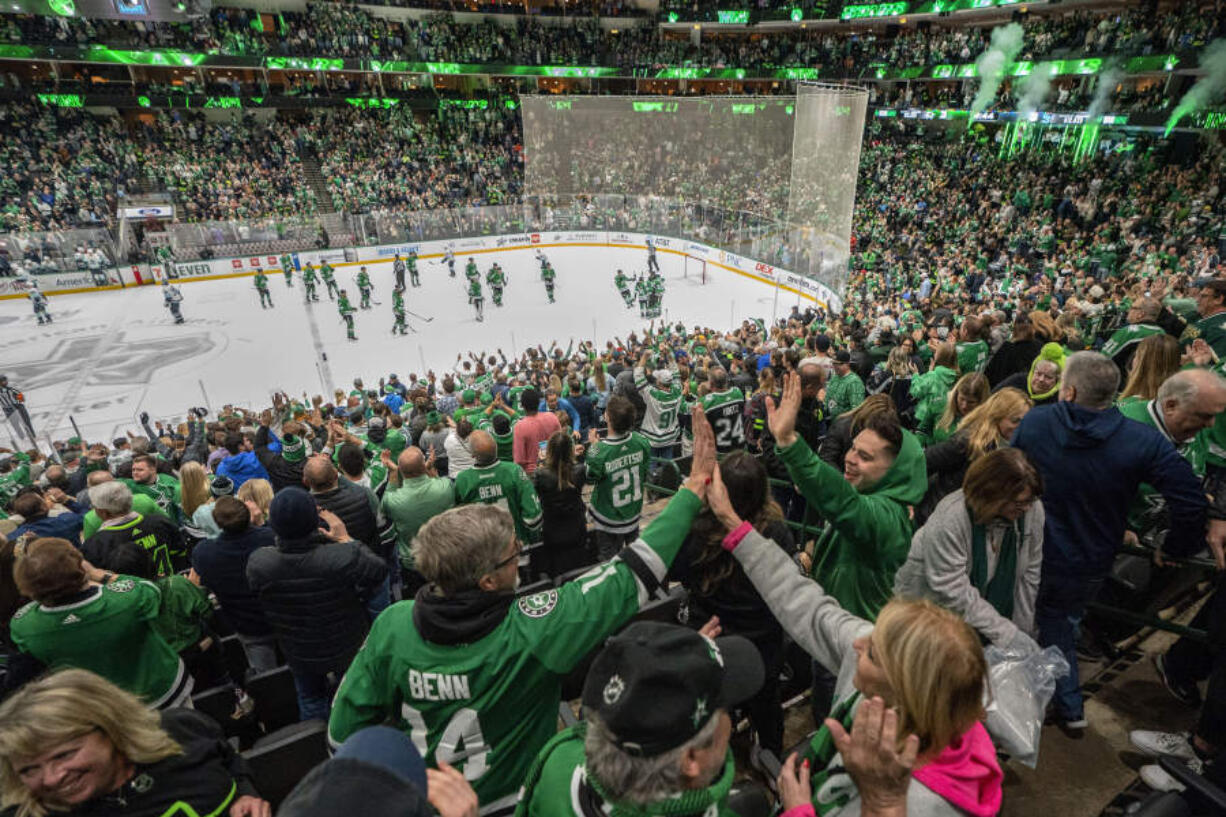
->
xmin=402 ymin=704 xmax=489 ymax=781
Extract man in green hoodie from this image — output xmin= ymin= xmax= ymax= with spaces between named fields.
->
xmin=769 ymin=372 xmax=928 ymax=621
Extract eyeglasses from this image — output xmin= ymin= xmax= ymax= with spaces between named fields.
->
xmin=491 ymin=538 xmax=523 ymax=571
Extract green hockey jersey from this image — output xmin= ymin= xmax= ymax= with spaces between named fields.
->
xmin=1102 ymin=323 xmax=1164 ymax=363
xmin=1120 ymin=397 xmax=1208 ymax=548
xmin=702 ymin=387 xmax=746 ymax=453
xmin=122 ymin=474 xmax=183 ymax=522
xmin=10 ymin=577 xmax=187 ymax=707
xmin=955 ymin=339 xmax=990 ymax=375
xmin=585 ymin=431 xmax=651 ymax=534
xmin=327 ymin=489 xmax=703 ymax=814
xmin=454 ymin=461 xmax=543 ymax=544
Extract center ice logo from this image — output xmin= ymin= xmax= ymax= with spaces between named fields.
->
xmin=4 ymin=332 xmax=218 ymax=391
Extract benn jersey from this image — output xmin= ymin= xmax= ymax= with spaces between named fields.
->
xmin=702 ymin=387 xmax=747 ymax=453
xmin=10 ymin=578 xmax=187 ymax=707
xmin=585 ymin=431 xmax=652 ymax=533
xmin=328 ymin=490 xmax=702 ymax=816
xmin=454 ymin=461 xmax=543 ymax=544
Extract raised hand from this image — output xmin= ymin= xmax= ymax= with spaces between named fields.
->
xmin=765 ymin=371 xmax=802 ymax=448
xmin=824 ymin=696 xmax=919 ymax=816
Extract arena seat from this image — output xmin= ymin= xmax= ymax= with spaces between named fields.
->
xmin=219 ymin=634 xmax=251 ymax=684
xmin=247 ymin=666 xmax=300 ymax=733
xmin=243 ymin=719 xmax=330 ymax=809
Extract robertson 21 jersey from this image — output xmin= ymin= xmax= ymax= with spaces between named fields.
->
xmin=585 ymin=431 xmax=652 ymax=534
xmin=327 ymin=491 xmax=702 ymax=816
xmin=702 ymin=387 xmax=746 ymax=453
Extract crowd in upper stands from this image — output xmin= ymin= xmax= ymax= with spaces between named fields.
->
xmin=5 ymin=1 xmax=1223 ymax=69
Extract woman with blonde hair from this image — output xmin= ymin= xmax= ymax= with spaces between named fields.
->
xmin=0 ymin=669 xmax=269 ymax=817
xmin=708 ymin=478 xmax=1001 ymax=817
xmin=236 ymin=478 xmax=273 ymax=527
xmin=181 ymin=462 xmax=232 ymax=537
xmin=897 ymin=448 xmax=1045 ymax=652
xmin=932 ymin=372 xmax=990 ymax=445
xmin=920 ymin=387 xmax=1033 ymax=521
xmin=179 ymin=461 xmax=210 ymax=521
xmin=1119 ymin=333 xmax=1181 ymax=405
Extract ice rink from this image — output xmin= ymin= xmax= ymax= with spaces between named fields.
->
xmin=0 ymin=246 xmax=803 ymax=445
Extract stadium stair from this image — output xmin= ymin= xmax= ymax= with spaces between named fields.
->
xmin=298 ymin=147 xmax=335 ymax=215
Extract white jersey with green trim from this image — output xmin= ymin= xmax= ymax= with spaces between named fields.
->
xmin=633 ymin=367 xmax=682 ymax=447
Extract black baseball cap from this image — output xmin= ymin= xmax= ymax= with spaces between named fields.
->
xmin=581 ymin=622 xmax=764 ymax=757
xmin=834 ymin=350 xmax=852 ymax=364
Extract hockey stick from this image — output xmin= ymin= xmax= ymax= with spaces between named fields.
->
xmin=406 ymin=309 xmax=434 ymax=322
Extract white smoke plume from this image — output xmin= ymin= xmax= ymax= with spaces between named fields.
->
xmin=969 ymin=23 xmax=1025 ymax=121
xmin=1087 ymin=62 xmax=1124 ymax=121
xmin=1017 ymin=62 xmax=1057 ymax=119
xmin=1166 ymin=38 xmax=1226 ymax=135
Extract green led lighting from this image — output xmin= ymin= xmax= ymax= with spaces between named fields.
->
xmin=667 ymin=11 xmax=679 ymax=21
xmin=717 ymin=10 xmax=750 ymax=23
xmin=36 ymin=93 xmax=82 ymax=107
xmin=204 ymin=96 xmax=242 ymax=108
xmin=790 ymin=7 xmax=803 ymax=20
xmin=137 ymin=95 xmax=151 ymax=107
xmin=505 ymin=100 xmax=518 ymax=109
xmin=47 ymin=0 xmax=76 ymax=16
xmin=551 ymin=100 xmax=573 ymax=110
xmin=83 ymin=47 xmax=207 ymax=66
xmin=265 ymin=57 xmax=343 ymax=71
xmin=841 ymin=2 xmax=907 ymax=19
xmin=345 ymin=98 xmax=400 ymax=108
xmin=777 ymin=67 xmax=821 ymax=80
xmin=632 ymin=101 xmax=680 ymax=112
xmin=440 ymin=99 xmax=488 ymax=109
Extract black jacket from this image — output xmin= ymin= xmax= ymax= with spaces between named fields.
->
xmin=534 ymin=464 xmax=588 ymax=551
xmin=191 ymin=525 xmax=277 ymax=636
xmin=312 ymin=481 xmax=382 ymax=557
xmin=984 ymin=339 xmax=1043 ymax=387
xmin=254 ymin=424 xmax=306 ymax=493
xmin=0 ymin=708 xmax=259 ymax=817
xmin=83 ymin=513 xmax=187 ymax=576
xmin=246 ymin=532 xmax=386 ymax=674
xmin=670 ymin=519 xmax=795 ymax=640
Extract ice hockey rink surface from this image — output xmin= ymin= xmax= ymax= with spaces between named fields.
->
xmin=0 ymin=246 xmax=806 ymax=444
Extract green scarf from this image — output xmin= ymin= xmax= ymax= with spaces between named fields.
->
xmin=968 ymin=509 xmax=1021 ymax=621
xmin=804 ymin=692 xmax=861 ymax=815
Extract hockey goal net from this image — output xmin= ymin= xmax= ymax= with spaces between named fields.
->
xmin=683 ymin=254 xmax=707 ymax=284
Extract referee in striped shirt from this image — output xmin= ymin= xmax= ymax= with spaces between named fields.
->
xmin=0 ymin=376 xmax=36 ymax=445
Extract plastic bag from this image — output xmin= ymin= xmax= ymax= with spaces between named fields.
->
xmin=982 ymin=644 xmax=1070 ymax=768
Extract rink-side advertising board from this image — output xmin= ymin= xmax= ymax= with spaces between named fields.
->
xmin=0 ymin=231 xmax=842 ymax=312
